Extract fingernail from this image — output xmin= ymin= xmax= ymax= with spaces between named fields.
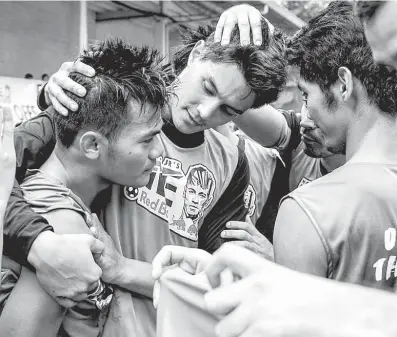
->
xmin=221 ymin=39 xmax=229 ymax=46
xmin=70 ymin=103 xmax=78 ymax=110
xmin=78 ymin=89 xmax=86 ymax=96
xmin=242 ymin=40 xmax=249 ymax=46
xmin=215 ymin=38 xmax=221 ymax=43
xmin=255 ymin=40 xmax=262 ymax=46
xmin=221 ymin=231 xmax=226 ymax=237
xmin=88 ymin=70 xmax=95 ymax=76
xmin=226 ymin=222 xmax=231 ymax=228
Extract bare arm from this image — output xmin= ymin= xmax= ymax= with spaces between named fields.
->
xmin=90 ymin=216 xmax=154 ymax=298
xmin=0 ymin=266 xmax=65 ymax=337
xmin=0 ymin=209 xmax=91 ymax=337
xmin=273 ymin=197 xmax=328 ymax=277
xmin=235 ymin=105 xmax=290 ymax=148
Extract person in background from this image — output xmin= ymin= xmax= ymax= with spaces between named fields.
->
xmin=355 ymin=1 xmax=397 ymax=70
xmin=0 ymin=107 xmax=16 ymax=272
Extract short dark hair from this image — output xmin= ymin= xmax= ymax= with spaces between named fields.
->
xmin=354 ymin=1 xmax=384 ymax=23
xmin=54 ymin=37 xmax=173 ymax=148
xmin=172 ymin=18 xmax=288 ymax=108
xmin=287 ymin=1 xmax=397 ymax=116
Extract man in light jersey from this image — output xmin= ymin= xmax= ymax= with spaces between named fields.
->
xmin=278 ymin=1 xmax=397 ymax=290
xmin=4 ymin=19 xmax=288 ymax=337
xmin=0 ymin=39 xmax=171 ymax=337
xmin=158 ymin=1 xmax=397 ymax=290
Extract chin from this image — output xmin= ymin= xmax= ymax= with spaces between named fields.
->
xmin=174 ymin=119 xmax=197 ymax=134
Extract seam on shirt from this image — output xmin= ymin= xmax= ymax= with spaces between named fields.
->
xmin=282 ymin=194 xmax=335 ymax=278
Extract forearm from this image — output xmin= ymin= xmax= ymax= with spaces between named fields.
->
xmin=115 ymin=257 xmax=154 ymax=298
xmin=235 ymin=105 xmax=288 ymax=147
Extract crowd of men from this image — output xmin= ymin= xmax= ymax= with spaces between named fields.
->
xmin=0 ymin=1 xmax=397 ymax=336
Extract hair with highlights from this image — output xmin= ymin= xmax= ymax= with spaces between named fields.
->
xmin=172 ymin=19 xmax=288 ymax=108
xmin=54 ymin=37 xmax=173 ymax=147
xmin=287 ymin=1 xmax=397 ymax=116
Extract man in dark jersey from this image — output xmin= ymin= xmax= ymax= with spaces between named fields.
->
xmin=3 ymin=20 xmax=287 ymax=337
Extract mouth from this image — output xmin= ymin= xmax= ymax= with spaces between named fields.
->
xmin=301 ymin=134 xmax=317 ymax=143
xmin=186 ymin=109 xmax=205 ymax=127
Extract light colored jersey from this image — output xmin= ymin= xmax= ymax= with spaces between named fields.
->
xmin=102 ymin=127 xmax=249 ymax=337
xmin=1 ymin=170 xmax=109 ymax=337
xmin=289 ymin=141 xmax=322 ymax=191
xmin=285 ymin=162 xmax=397 ymax=290
xmin=235 ymin=131 xmax=278 ymax=224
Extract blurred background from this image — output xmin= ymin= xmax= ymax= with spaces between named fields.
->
xmin=0 ymin=0 xmax=330 ymax=124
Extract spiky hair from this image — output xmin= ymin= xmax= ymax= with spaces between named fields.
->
xmin=54 ymin=37 xmax=173 ymax=147
xmin=172 ymin=20 xmax=288 ymax=108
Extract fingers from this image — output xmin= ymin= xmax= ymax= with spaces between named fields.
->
xmin=204 ymin=273 xmax=256 ymax=316
xmin=237 ymin=11 xmax=251 ymax=46
xmin=85 ymin=235 xmax=105 ymax=255
xmin=153 ymin=280 xmax=160 ymax=309
xmin=222 ymin=229 xmax=250 ymax=241
xmin=248 ymin=9 xmax=263 ymax=46
xmin=70 ymin=60 xmax=95 ymax=77
xmin=152 ymin=246 xmax=183 ymax=280
xmin=70 ymin=292 xmax=89 ymax=303
xmin=47 ymin=76 xmax=83 ymax=111
xmin=215 ymin=13 xmax=226 ymax=43
xmin=90 ymin=214 xmax=107 ymax=239
xmin=205 ymin=244 xmax=266 ymax=288
xmin=152 ymin=246 xmax=210 ymax=280
xmin=56 ymin=297 xmax=78 ymax=309
xmin=226 ymin=221 xmax=259 ymax=237
xmin=221 ymin=14 xmax=237 ymax=45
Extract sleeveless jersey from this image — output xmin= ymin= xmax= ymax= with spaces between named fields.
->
xmin=101 ymin=126 xmax=249 ymax=337
xmin=235 ymin=131 xmax=278 ymax=225
xmin=285 ymin=162 xmax=397 ymax=290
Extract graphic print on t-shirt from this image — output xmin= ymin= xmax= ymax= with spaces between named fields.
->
xmin=124 ymin=156 xmax=216 ymax=241
xmin=298 ymin=177 xmax=312 ymax=188
xmin=244 ymin=184 xmax=256 ymax=218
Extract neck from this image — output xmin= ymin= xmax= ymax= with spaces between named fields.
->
xmin=320 ymin=154 xmax=346 ymax=173
xmin=40 ymin=147 xmax=110 ymax=207
xmin=346 ymin=107 xmax=397 ymax=164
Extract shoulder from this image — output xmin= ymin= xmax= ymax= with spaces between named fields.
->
xmin=21 ymin=170 xmax=90 ymax=223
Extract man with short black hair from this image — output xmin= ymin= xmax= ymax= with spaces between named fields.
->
xmin=0 ymin=38 xmax=171 ymax=337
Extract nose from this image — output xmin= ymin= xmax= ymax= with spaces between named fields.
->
xmin=300 ymin=114 xmax=316 ymax=131
xmin=149 ymin=136 xmax=164 ymax=160
xmin=197 ymin=98 xmax=220 ymax=121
